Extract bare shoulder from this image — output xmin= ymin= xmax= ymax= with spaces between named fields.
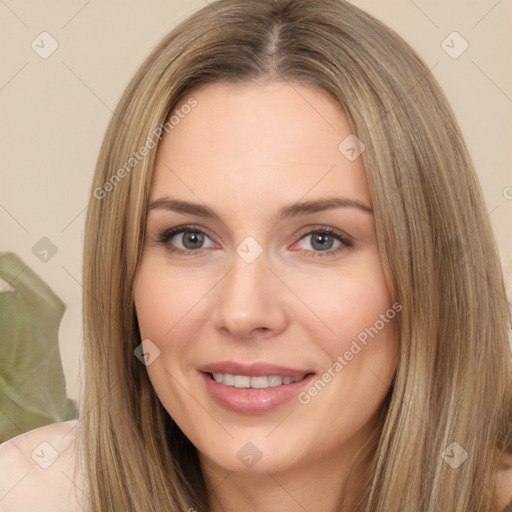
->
xmin=0 ymin=420 xmax=86 ymax=511
xmin=496 ymin=450 xmax=512 ymax=512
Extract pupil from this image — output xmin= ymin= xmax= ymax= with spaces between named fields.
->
xmin=183 ymin=232 xmax=204 ymax=249
xmin=312 ymin=234 xmax=333 ymax=251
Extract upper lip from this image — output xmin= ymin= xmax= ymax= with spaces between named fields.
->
xmin=198 ymin=361 xmax=315 ymax=378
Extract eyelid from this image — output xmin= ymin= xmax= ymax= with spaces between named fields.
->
xmin=156 ymin=224 xmax=216 ymax=246
xmin=290 ymin=225 xmax=353 ymax=256
xmin=294 ymin=225 xmax=353 ymax=244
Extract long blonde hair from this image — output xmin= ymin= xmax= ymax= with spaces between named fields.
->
xmin=78 ymin=0 xmax=512 ymax=510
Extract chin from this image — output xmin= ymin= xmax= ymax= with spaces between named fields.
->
xmin=198 ymin=439 xmax=303 ymax=475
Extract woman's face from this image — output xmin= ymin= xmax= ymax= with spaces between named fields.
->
xmin=134 ymin=81 xmax=398 ymax=476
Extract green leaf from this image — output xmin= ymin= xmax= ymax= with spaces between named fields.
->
xmin=0 ymin=252 xmax=76 ymax=443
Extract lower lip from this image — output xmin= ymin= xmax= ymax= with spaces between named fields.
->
xmin=200 ymin=372 xmax=316 ymax=415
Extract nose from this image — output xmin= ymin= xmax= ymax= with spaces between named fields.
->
xmin=211 ymin=247 xmax=289 ymax=340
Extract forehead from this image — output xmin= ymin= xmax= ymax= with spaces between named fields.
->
xmin=150 ymin=81 xmax=370 ymax=208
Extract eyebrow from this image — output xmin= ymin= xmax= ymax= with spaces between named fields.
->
xmin=147 ymin=196 xmax=374 ymax=220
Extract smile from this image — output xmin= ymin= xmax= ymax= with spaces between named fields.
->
xmin=209 ymin=373 xmax=308 ymax=388
xmin=199 ymin=370 xmax=316 ymax=415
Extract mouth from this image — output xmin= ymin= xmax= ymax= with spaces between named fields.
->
xmin=198 ymin=363 xmax=317 ymax=415
xmin=204 ymin=372 xmax=314 ymax=389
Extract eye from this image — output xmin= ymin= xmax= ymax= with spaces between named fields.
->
xmin=156 ymin=225 xmax=215 ymax=256
xmin=155 ymin=224 xmax=353 ymax=258
xmin=295 ymin=227 xmax=353 ymax=257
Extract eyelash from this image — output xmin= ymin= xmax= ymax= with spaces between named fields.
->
xmin=155 ymin=224 xmax=353 ymax=258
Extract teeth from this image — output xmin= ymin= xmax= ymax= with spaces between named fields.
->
xmin=234 ymin=375 xmax=251 ymax=388
xmin=267 ymin=376 xmax=283 ymax=387
xmin=211 ymin=373 xmax=306 ymax=389
xmin=223 ymin=373 xmax=234 ymax=386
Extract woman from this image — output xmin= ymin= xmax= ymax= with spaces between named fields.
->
xmin=1 ymin=0 xmax=511 ymax=510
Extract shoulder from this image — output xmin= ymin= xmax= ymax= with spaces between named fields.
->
xmin=496 ymin=450 xmax=512 ymax=511
xmin=0 ymin=420 xmax=86 ymax=511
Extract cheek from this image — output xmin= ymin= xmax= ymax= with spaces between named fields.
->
xmin=294 ymin=255 xmax=394 ymax=347
xmin=295 ymin=254 xmax=398 ymax=399
xmin=293 ymin=269 xmax=397 ymax=453
xmin=133 ymin=259 xmax=203 ymax=423
xmin=134 ymin=258 xmax=207 ymax=342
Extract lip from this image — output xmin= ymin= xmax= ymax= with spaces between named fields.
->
xmin=197 ymin=361 xmax=316 ymax=415
xmin=197 ymin=361 xmax=314 ymax=378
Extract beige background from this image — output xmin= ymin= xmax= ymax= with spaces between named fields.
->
xmin=0 ymin=0 xmax=511 ymax=403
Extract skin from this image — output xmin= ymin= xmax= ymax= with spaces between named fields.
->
xmin=133 ymin=80 xmax=398 ymax=512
